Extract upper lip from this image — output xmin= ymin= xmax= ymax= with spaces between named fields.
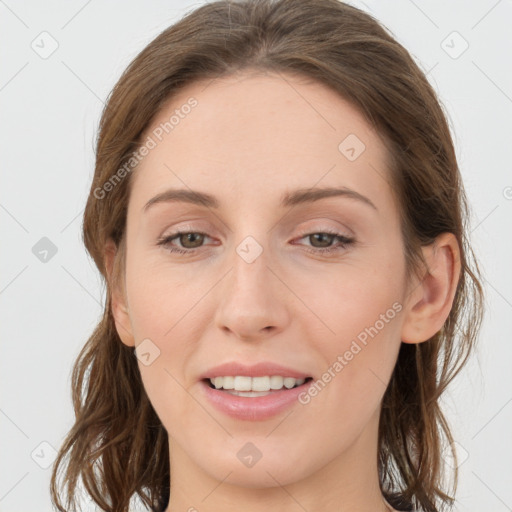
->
xmin=199 ymin=361 xmax=312 ymax=380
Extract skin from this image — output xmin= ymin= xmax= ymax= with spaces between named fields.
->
xmin=105 ymin=70 xmax=461 ymax=512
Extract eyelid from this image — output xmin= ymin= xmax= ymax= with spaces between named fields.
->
xmin=160 ymin=222 xmax=210 ymax=236
xmin=295 ymin=223 xmax=352 ymax=236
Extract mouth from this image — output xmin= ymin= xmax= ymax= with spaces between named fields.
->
xmin=199 ymin=375 xmax=315 ymax=421
xmin=202 ymin=376 xmax=314 ymax=397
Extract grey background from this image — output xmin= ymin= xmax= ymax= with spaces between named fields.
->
xmin=1 ymin=1 xmax=511 ymax=511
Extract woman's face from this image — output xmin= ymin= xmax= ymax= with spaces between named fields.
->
xmin=116 ymin=71 xmax=414 ymax=489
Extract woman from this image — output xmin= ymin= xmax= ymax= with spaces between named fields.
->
xmin=50 ymin=1 xmax=484 ymax=511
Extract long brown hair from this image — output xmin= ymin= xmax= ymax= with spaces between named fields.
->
xmin=50 ymin=1 xmax=484 ymax=511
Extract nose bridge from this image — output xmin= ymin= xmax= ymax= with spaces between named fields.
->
xmin=229 ymin=232 xmax=273 ymax=302
xmin=213 ymin=229 xmax=289 ymax=338
xmin=235 ymin=234 xmax=266 ymax=267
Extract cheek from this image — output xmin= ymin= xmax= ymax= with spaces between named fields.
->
xmin=294 ymin=256 xmax=403 ymax=337
xmin=124 ymin=251 xmax=206 ymax=340
xmin=301 ymin=257 xmax=404 ymax=390
xmin=299 ymin=278 xmax=402 ymax=438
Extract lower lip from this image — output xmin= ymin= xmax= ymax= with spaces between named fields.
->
xmin=199 ymin=379 xmax=313 ymax=421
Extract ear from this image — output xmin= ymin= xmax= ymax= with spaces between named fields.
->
xmin=104 ymin=237 xmax=135 ymax=348
xmin=401 ymin=232 xmax=461 ymax=344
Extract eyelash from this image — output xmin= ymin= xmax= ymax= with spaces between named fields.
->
xmin=156 ymin=229 xmax=355 ymax=256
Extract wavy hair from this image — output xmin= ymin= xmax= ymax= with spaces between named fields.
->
xmin=50 ymin=1 xmax=484 ymax=511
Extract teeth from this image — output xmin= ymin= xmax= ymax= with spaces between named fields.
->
xmin=209 ymin=376 xmax=306 ymax=392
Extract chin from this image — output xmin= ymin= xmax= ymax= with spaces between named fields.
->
xmin=198 ymin=440 xmax=316 ymax=489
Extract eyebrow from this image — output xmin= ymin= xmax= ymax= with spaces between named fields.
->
xmin=142 ymin=186 xmax=378 ymax=212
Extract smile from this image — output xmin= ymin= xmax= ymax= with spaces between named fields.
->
xmin=200 ymin=377 xmax=314 ymax=421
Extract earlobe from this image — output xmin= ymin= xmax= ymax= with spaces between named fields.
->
xmin=104 ymin=238 xmax=135 ymax=348
xmin=401 ymin=232 xmax=461 ymax=344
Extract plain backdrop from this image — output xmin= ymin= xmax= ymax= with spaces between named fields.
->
xmin=1 ymin=1 xmax=511 ymax=511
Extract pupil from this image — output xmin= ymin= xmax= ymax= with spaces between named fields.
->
xmin=312 ymin=233 xmax=332 ymax=247
xmin=182 ymin=233 xmax=203 ymax=248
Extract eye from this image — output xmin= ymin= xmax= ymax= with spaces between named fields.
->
xmin=293 ymin=230 xmax=355 ymax=255
xmin=156 ymin=230 xmax=211 ymax=254
xmin=156 ymin=229 xmax=356 ymax=256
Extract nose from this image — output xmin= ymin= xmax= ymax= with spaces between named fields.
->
xmin=213 ymin=239 xmax=290 ymax=341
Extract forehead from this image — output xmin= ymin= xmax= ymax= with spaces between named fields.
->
xmin=130 ymin=71 xmax=393 ymax=214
